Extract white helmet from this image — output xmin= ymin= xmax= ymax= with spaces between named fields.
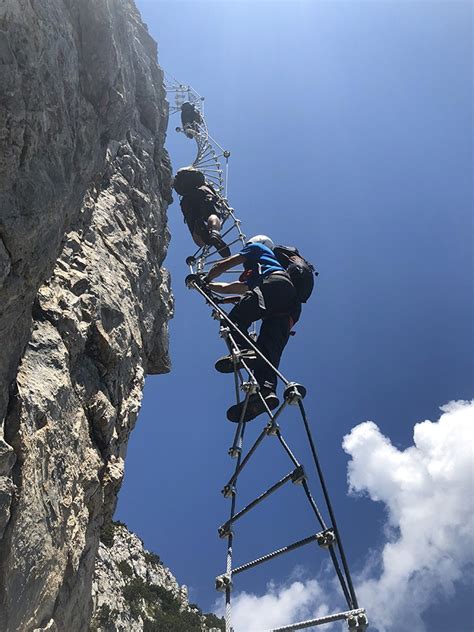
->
xmin=246 ymin=234 xmax=275 ymax=250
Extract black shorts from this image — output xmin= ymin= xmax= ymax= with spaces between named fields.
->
xmin=180 ymin=189 xmax=220 ymax=235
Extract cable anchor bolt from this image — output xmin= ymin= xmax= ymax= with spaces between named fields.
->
xmin=218 ymin=522 xmax=233 ymax=539
xmin=284 ymin=382 xmax=307 ymax=405
xmin=215 ymin=573 xmax=232 ymax=593
xmin=316 ymin=528 xmax=336 ymax=549
xmin=221 ymin=484 xmax=236 ymax=498
xmin=347 ymin=612 xmax=368 ymax=631
xmin=291 ymin=465 xmax=306 ymax=485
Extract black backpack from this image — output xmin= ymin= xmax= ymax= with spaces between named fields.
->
xmin=173 ymin=167 xmax=205 ymax=196
xmin=273 ymin=245 xmax=318 ymax=303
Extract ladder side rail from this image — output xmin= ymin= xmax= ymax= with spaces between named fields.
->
xmin=298 ymin=401 xmax=359 ymax=610
xmin=220 ymin=469 xmax=300 ymax=533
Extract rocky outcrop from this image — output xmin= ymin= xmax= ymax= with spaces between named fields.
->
xmin=0 ymin=1 xmax=173 ymax=630
xmin=91 ymin=522 xmax=224 ymax=632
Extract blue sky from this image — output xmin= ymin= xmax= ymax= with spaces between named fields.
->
xmin=116 ymin=2 xmax=473 ymax=630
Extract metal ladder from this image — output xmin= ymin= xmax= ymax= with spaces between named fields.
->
xmin=166 ymin=76 xmax=368 ymax=632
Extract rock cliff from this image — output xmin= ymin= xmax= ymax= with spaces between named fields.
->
xmin=0 ymin=1 xmax=173 ymax=630
xmin=91 ymin=522 xmax=223 ymax=632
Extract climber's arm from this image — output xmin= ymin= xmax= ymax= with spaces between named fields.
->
xmin=208 ymin=281 xmax=247 ymax=295
xmin=206 ymin=254 xmax=245 ymax=282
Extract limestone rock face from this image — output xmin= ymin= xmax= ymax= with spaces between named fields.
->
xmin=91 ymin=523 xmax=224 ymax=632
xmin=92 ymin=524 xmax=189 ymax=631
xmin=0 ymin=1 xmax=173 ymax=630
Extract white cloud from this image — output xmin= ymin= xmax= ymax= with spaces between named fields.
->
xmin=342 ymin=399 xmax=474 ymax=632
xmin=218 ymin=578 xmax=334 ymax=632
xmin=215 ymin=401 xmax=473 ymax=632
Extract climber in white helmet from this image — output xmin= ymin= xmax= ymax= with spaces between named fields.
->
xmin=205 ymin=235 xmax=301 ymax=422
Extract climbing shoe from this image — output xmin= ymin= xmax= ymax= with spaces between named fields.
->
xmin=215 ymin=349 xmax=257 ymax=373
xmin=226 ymin=390 xmax=279 ymax=423
xmin=208 ymin=231 xmax=231 ymax=258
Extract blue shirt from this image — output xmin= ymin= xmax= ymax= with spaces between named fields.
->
xmin=239 ymin=243 xmax=285 ymax=289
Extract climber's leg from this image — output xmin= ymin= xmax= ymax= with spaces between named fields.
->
xmin=206 ymin=214 xmax=230 ymax=258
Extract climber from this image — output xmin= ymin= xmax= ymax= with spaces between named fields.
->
xmin=205 ymin=235 xmax=301 ymax=422
xmin=173 ymin=168 xmax=231 ymax=257
xmin=180 ymin=101 xmax=203 ymax=138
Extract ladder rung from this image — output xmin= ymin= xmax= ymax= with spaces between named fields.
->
xmin=219 ymin=468 xmax=304 ymax=534
xmin=269 ymin=608 xmax=367 ymax=631
xmin=232 ymin=532 xmax=321 ymax=575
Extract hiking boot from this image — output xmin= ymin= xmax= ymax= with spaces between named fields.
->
xmin=208 ymin=231 xmax=231 ymax=258
xmin=215 ymin=349 xmax=257 ymax=373
xmin=226 ymin=390 xmax=279 ymax=423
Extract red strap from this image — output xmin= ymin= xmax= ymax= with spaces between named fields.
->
xmin=239 ymin=269 xmax=253 ymax=283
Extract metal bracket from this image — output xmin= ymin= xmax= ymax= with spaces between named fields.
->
xmin=241 ymin=381 xmax=258 ymax=395
xmin=347 ymin=612 xmax=369 ymax=631
xmin=185 ymin=273 xmax=204 ymax=289
xmin=284 ymin=382 xmax=307 ymax=405
xmin=219 ymin=326 xmax=231 ymax=338
xmin=218 ymin=523 xmax=233 ymax=539
xmin=225 ymin=349 xmax=245 ymax=369
xmin=215 ymin=573 xmax=233 ymax=592
xmin=221 ymin=484 xmax=235 ymax=498
xmin=264 ymin=421 xmax=280 ymax=436
xmin=228 ymin=446 xmax=241 ymax=459
xmin=317 ymin=528 xmax=336 ymax=549
xmin=291 ymin=465 xmax=306 ymax=485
